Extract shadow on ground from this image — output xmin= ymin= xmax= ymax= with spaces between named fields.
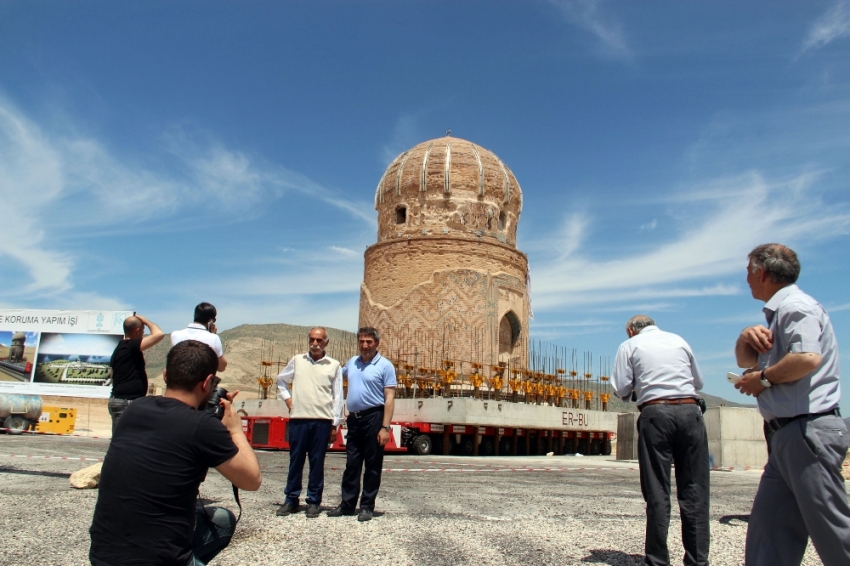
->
xmin=718 ymin=514 xmax=750 ymax=525
xmin=581 ymin=549 xmax=643 ymax=565
xmin=0 ymin=466 xmax=71 ymax=479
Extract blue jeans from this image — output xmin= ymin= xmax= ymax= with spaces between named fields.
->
xmin=285 ymin=419 xmax=332 ymax=505
xmin=189 ymin=506 xmax=236 ymax=565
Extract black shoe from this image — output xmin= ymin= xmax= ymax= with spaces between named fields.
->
xmin=305 ymin=503 xmax=320 ymax=518
xmin=276 ymin=502 xmax=298 ymax=516
xmin=358 ymin=508 xmax=373 ymax=522
xmin=326 ymin=505 xmax=355 ymax=517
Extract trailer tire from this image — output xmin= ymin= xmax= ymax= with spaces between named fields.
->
xmin=460 ymin=436 xmax=475 ymax=456
xmin=481 ymin=438 xmax=494 ymax=456
xmin=589 ymin=438 xmax=602 ymax=455
xmin=4 ymin=415 xmax=28 ymax=435
xmin=602 ymin=439 xmax=612 ymax=456
xmin=576 ymin=438 xmax=588 ymax=455
xmin=411 ymin=434 xmax=432 ymax=456
xmin=499 ymin=437 xmax=512 ymax=455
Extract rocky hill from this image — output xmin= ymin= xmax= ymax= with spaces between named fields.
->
xmin=143 ymin=323 xmax=753 ymax=409
xmin=143 ymin=323 xmax=359 ymax=399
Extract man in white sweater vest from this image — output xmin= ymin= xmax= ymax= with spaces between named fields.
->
xmin=275 ymin=327 xmax=344 ymax=518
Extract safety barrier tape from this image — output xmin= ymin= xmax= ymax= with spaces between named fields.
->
xmin=0 ymin=427 xmax=103 ymax=439
xmin=0 ymin=453 xmax=103 ymax=462
xmin=0 ymin=452 xmax=770 ymax=473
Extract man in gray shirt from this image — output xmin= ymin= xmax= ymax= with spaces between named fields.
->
xmin=735 ymin=243 xmax=850 ymax=566
xmin=612 ymin=316 xmax=709 ymax=566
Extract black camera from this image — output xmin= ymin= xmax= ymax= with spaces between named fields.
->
xmin=206 ymin=387 xmax=229 ymax=420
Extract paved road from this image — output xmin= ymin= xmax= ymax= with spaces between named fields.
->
xmin=0 ymin=434 xmax=828 ymax=565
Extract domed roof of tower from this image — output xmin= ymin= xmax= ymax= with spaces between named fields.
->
xmin=372 ymin=136 xmax=523 ymax=248
xmin=375 ymin=136 xmax=522 ymax=210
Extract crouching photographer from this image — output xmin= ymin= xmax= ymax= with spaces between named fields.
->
xmin=90 ymin=340 xmax=261 ymax=566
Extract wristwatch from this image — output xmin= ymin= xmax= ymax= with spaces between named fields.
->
xmin=760 ymin=369 xmax=772 ymax=388
xmin=381 ymin=425 xmax=391 ymax=432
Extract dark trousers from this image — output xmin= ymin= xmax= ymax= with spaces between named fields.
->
xmin=285 ymin=418 xmax=332 ymax=505
xmin=190 ymin=505 xmax=236 ymax=565
xmin=107 ymin=397 xmax=132 ymax=434
xmin=340 ymin=408 xmax=385 ymax=511
xmin=638 ymin=403 xmax=710 ymax=566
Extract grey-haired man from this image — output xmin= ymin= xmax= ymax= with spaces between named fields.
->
xmin=736 ymin=243 xmax=850 ymax=566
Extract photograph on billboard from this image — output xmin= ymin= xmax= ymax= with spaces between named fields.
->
xmin=34 ymin=333 xmax=120 ymax=387
xmin=0 ymin=309 xmax=132 ymax=398
xmin=0 ymin=331 xmax=39 ymax=382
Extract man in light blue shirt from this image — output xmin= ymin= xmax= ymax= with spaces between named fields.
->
xmin=327 ymin=327 xmax=396 ymax=522
xmin=612 ymin=315 xmax=709 ymax=566
xmin=735 ymin=243 xmax=850 ymax=566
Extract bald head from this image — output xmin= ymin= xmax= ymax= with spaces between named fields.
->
xmin=123 ymin=316 xmax=144 ymax=338
xmin=626 ymin=315 xmax=655 ymax=337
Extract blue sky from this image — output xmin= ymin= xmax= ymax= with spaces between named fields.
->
xmin=1 ymin=1 xmax=849 ymax=407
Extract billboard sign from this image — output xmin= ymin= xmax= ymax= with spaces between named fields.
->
xmin=0 ymin=309 xmax=133 ymax=398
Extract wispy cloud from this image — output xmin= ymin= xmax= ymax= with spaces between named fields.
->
xmin=547 ymin=0 xmax=632 ymax=62
xmin=329 ymin=246 xmax=360 ymax=258
xmin=0 ymin=96 xmax=373 ymax=296
xmin=381 ymin=114 xmax=422 ymax=166
xmin=531 ymin=172 xmax=850 ymax=310
xmin=801 ymin=1 xmax=850 ymax=54
xmin=639 ymin=219 xmax=657 ymax=231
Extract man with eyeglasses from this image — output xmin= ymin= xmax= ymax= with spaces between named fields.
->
xmin=275 ymin=327 xmax=344 ymax=518
xmin=171 ymin=302 xmax=227 ymax=373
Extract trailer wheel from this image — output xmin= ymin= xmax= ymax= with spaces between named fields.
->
xmin=499 ymin=437 xmax=512 ymax=455
xmin=480 ymin=438 xmax=494 ymax=456
xmin=4 ymin=415 xmax=28 ymax=435
xmin=460 ymin=436 xmax=475 ymax=456
xmin=589 ymin=438 xmax=602 ymax=455
xmin=412 ymin=434 xmax=432 ymax=456
xmin=576 ymin=438 xmax=588 ymax=455
xmin=602 ymin=439 xmax=612 ymax=456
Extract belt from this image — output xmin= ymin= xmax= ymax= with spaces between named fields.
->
xmin=638 ymin=397 xmax=698 ymax=412
xmin=766 ymin=408 xmax=841 ymax=433
xmin=109 ymin=396 xmax=137 ymax=402
xmin=349 ymin=405 xmax=384 ymax=418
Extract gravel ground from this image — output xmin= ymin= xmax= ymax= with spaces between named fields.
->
xmin=0 ymin=434 xmax=829 ymax=566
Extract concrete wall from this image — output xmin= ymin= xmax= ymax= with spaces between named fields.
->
xmin=235 ymin=397 xmax=619 ymax=433
xmin=616 ymin=412 xmax=639 ymax=461
xmin=705 ymin=406 xmax=767 ymax=469
xmin=616 ymin=407 xmax=768 ymax=469
xmin=393 ymin=397 xmax=618 ymax=431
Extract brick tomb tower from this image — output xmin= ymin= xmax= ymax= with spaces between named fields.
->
xmin=359 ymin=136 xmax=529 ymax=368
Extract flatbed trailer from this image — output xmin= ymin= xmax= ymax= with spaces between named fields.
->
xmin=237 ymin=397 xmax=617 ymax=456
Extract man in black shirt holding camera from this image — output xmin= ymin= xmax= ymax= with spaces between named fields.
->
xmin=90 ymin=340 xmax=261 ymax=566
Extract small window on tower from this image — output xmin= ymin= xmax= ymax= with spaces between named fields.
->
xmin=498 ymin=211 xmax=506 ymax=230
xmin=396 ymin=206 xmax=407 ymax=224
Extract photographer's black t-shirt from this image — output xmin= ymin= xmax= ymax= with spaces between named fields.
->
xmin=110 ymin=337 xmax=147 ymax=399
xmin=89 ymin=396 xmax=238 ymax=566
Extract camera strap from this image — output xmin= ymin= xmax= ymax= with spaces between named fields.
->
xmin=232 ymin=484 xmax=242 ymax=525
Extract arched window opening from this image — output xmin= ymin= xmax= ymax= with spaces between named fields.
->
xmin=498 ymin=211 xmax=506 ymax=230
xmin=498 ymin=311 xmax=522 ymax=361
xmin=396 ymin=206 xmax=407 ymax=224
